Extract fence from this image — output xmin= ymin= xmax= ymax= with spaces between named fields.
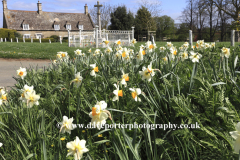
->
xmin=68 ymin=26 xmax=135 ymax=48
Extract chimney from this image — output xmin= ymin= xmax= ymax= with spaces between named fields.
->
xmin=2 ymin=0 xmax=7 ymax=11
xmin=84 ymin=4 xmax=88 ymax=15
xmin=37 ymin=1 xmax=42 ymax=15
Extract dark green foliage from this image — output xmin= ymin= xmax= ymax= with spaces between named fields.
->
xmin=50 ymin=35 xmax=60 ymax=42
xmin=0 ymin=28 xmax=17 ymax=40
xmin=108 ymin=6 xmax=134 ymax=30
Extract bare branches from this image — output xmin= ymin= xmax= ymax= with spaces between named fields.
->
xmin=136 ymin=0 xmax=162 ymax=17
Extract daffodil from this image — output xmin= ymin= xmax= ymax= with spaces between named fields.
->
xmin=139 ymin=62 xmax=155 ymax=82
xmin=230 ymin=122 xmax=240 ymax=153
xmin=57 ymin=51 xmax=69 ymax=62
xmin=74 ymin=49 xmax=82 ymax=56
xmin=66 ymin=137 xmax=89 ymax=160
xmin=145 ymin=41 xmax=154 ymax=52
xmin=0 ymin=89 xmax=7 ymax=106
xmin=89 ymin=101 xmax=112 ymax=130
xmin=131 ymin=38 xmax=137 ymax=44
xmin=210 ymin=42 xmax=215 ymax=48
xmin=221 ymin=47 xmax=230 ymax=58
xmin=115 ymin=50 xmax=122 ymax=60
xmin=163 ymin=56 xmax=168 ymax=63
xmin=103 ymin=40 xmax=109 ymax=45
xmin=115 ymin=39 xmax=121 ymax=46
xmin=88 ymin=49 xmax=91 ymax=53
xmin=24 ymin=90 xmax=40 ymax=108
xmin=136 ymin=49 xmax=144 ymax=61
xmin=94 ymin=49 xmax=101 ymax=56
xmin=182 ymin=43 xmax=189 ymax=50
xmin=59 ymin=116 xmax=75 ymax=134
xmin=189 ymin=51 xmax=202 ymax=63
xmin=159 ymin=47 xmax=166 ymax=52
xmin=120 ymin=70 xmax=129 ymax=87
xmin=90 ymin=64 xmax=99 ymax=77
xmin=179 ymin=51 xmax=188 ymax=61
xmin=170 ymin=47 xmax=178 ymax=60
xmin=19 ymin=84 xmax=34 ymax=100
xmin=112 ymin=84 xmax=123 ymax=101
xmin=17 ymin=67 xmax=27 ymax=79
xmin=104 ymin=47 xmax=112 ymax=54
xmin=129 ymin=88 xmax=141 ymax=102
xmin=197 ymin=40 xmax=204 ymax=45
xmin=122 ymin=48 xmax=130 ymax=61
xmin=98 ymin=134 xmax=103 ymax=137
xmin=0 ymin=142 xmax=2 ymax=147
xmin=71 ymin=72 xmax=83 ymax=87
xmin=60 ymin=137 xmax=66 ymax=141
xmin=166 ymin=42 xmax=173 ymax=49
xmin=204 ymin=43 xmax=210 ymax=49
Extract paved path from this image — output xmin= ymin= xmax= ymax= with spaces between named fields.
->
xmin=0 ymin=58 xmax=51 ymax=90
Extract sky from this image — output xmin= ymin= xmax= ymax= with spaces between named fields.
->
xmin=0 ymin=0 xmax=187 ymax=28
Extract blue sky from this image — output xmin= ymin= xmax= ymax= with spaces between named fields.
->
xmin=0 ymin=0 xmax=187 ymax=28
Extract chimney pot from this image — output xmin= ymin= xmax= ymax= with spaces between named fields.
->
xmin=84 ymin=4 xmax=88 ymax=15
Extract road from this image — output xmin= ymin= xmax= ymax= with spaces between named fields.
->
xmin=0 ymin=58 xmax=51 ymax=90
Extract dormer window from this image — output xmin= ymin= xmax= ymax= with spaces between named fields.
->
xmin=54 ymin=24 xmax=60 ymax=30
xmin=78 ymin=25 xmax=83 ymax=30
xmin=66 ymin=24 xmax=71 ymax=30
xmin=23 ymin=24 xmax=29 ymax=30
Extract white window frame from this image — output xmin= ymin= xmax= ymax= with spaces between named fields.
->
xmin=66 ymin=24 xmax=71 ymax=30
xmin=78 ymin=25 xmax=83 ymax=30
xmin=54 ymin=24 xmax=60 ymax=30
xmin=35 ymin=33 xmax=42 ymax=39
xmin=23 ymin=24 xmax=29 ymax=30
xmin=23 ymin=34 xmax=31 ymax=39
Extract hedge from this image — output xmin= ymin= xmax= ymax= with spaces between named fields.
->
xmin=17 ymin=38 xmax=55 ymax=43
xmin=0 ymin=28 xmax=17 ymax=40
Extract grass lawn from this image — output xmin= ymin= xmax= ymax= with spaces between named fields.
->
xmin=0 ymin=41 xmax=240 ymax=59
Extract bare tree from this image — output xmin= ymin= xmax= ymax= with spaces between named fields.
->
xmin=89 ymin=3 xmax=115 ymax=29
xmin=209 ymin=0 xmax=240 ymax=20
xmin=136 ymin=0 xmax=162 ymax=17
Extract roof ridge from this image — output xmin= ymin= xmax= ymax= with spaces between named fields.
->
xmin=8 ymin=9 xmax=84 ymax=14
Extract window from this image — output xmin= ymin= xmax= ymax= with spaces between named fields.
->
xmin=66 ymin=24 xmax=71 ymax=30
xmin=54 ymin=24 xmax=60 ymax=30
xmin=36 ymin=34 xmax=42 ymax=39
xmin=78 ymin=25 xmax=83 ymax=30
xmin=23 ymin=24 xmax=29 ymax=30
xmin=23 ymin=34 xmax=30 ymax=39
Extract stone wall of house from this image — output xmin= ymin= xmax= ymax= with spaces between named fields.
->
xmin=17 ymin=30 xmax=84 ymax=38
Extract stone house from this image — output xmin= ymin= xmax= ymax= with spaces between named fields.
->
xmin=2 ymin=0 xmax=94 ymax=39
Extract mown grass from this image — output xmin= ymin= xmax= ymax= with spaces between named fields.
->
xmin=0 ymin=41 xmax=240 ymax=59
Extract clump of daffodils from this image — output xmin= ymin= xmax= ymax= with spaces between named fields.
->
xmin=71 ymin=72 xmax=83 ymax=87
xmin=139 ymin=62 xmax=155 ymax=82
xmin=189 ymin=51 xmax=202 ymax=63
xmin=66 ymin=136 xmax=89 ymax=160
xmin=221 ymin=47 xmax=230 ymax=58
xmin=230 ymin=122 xmax=240 ymax=153
xmin=17 ymin=67 xmax=27 ymax=79
xmin=0 ymin=87 xmax=7 ymax=106
xmin=19 ymin=84 xmax=40 ymax=108
xmin=89 ymin=101 xmax=112 ymax=130
xmin=59 ymin=116 xmax=75 ymax=134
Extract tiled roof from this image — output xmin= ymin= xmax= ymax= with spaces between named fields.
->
xmin=4 ymin=10 xmax=94 ymax=31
